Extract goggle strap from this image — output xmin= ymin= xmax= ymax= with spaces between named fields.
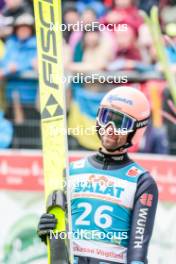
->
xmin=135 ymin=117 xmax=150 ymax=129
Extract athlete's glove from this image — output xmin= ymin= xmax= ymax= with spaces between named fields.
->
xmin=37 ymin=213 xmax=57 ymax=243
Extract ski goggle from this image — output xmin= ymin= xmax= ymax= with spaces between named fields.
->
xmin=97 ymin=108 xmax=149 ymax=133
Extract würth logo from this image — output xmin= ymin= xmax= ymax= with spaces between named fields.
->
xmin=140 ymin=193 xmax=153 ymax=207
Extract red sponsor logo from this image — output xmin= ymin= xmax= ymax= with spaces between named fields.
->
xmin=127 ymin=167 xmax=140 ymax=177
xmin=140 ymin=193 xmax=153 ymax=207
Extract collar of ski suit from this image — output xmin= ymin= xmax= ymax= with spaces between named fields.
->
xmin=88 ymin=148 xmax=133 ymax=170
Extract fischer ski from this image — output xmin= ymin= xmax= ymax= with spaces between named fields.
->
xmin=34 ymin=0 xmax=72 ymax=263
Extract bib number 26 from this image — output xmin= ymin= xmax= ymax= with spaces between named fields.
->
xmin=75 ymin=202 xmax=113 ymax=228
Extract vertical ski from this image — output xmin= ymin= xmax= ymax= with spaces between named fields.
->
xmin=34 ymin=0 xmax=72 ymax=263
xmin=142 ymin=6 xmax=176 ymax=105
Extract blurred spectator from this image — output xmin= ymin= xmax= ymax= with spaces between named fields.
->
xmin=63 ymin=3 xmax=80 ymax=43
xmin=0 ymin=0 xmax=173 ymax=153
xmin=68 ymin=28 xmax=114 ymax=72
xmin=69 ymin=7 xmax=97 ymax=53
xmin=0 ymin=0 xmax=33 ymax=37
xmin=25 ymin=0 xmax=33 ymax=11
xmin=102 ymin=0 xmax=143 ymax=34
xmin=5 ymin=90 xmax=41 ymax=149
xmin=76 ymin=0 xmax=106 ymax=18
xmin=137 ymin=0 xmax=159 ymax=14
xmin=139 ymin=120 xmax=169 ymax=154
xmin=63 ymin=39 xmax=72 ymax=68
xmin=0 ymin=109 xmax=13 ymax=148
xmin=0 ymin=13 xmax=39 ymax=149
xmin=80 ymin=6 xmax=97 ymax=23
xmin=162 ymin=89 xmax=176 ymax=154
xmin=164 ymin=23 xmax=176 ymax=73
xmin=0 ymin=13 xmax=36 ymax=81
xmin=1 ymin=0 xmax=32 ymax=18
xmin=107 ymin=24 xmax=154 ymax=72
xmin=112 ymin=24 xmax=141 ymax=60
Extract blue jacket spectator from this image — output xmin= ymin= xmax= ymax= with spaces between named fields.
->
xmin=0 ymin=110 xmax=13 ymax=148
xmin=0 ymin=13 xmax=37 ymax=76
xmin=0 ymin=13 xmax=38 ymax=105
xmin=0 ymin=34 xmax=36 ymax=76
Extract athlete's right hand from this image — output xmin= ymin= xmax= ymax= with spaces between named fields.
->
xmin=37 ymin=213 xmax=57 ymax=243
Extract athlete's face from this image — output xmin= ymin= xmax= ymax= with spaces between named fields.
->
xmin=100 ymin=124 xmax=128 ymax=152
